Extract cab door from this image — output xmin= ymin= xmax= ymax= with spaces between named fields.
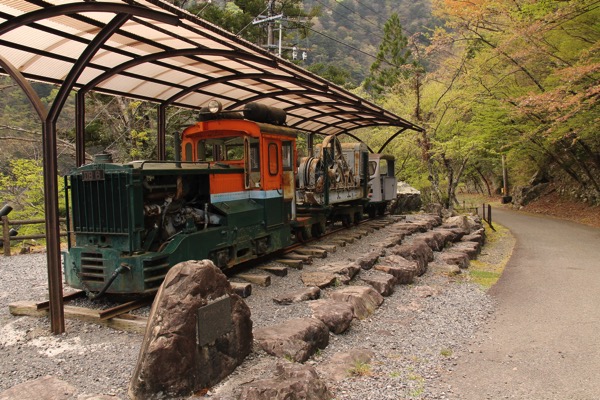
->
xmin=282 ymin=141 xmax=296 ymax=220
xmin=262 ymin=140 xmax=284 ymax=228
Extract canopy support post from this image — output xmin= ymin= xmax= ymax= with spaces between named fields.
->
xmin=75 ymin=91 xmax=86 ymax=167
xmin=158 ymin=104 xmax=167 ymax=160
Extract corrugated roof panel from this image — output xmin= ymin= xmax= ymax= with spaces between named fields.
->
xmin=91 ymin=50 xmax=134 ymax=69
xmin=76 ymin=67 xmax=106 ymax=85
xmin=173 ymin=93 xmax=209 ymax=108
xmin=0 ymin=1 xmax=38 ymax=13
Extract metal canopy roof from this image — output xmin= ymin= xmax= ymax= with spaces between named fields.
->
xmin=0 ymin=0 xmax=422 ymax=138
xmin=0 ymin=0 xmax=423 ymax=335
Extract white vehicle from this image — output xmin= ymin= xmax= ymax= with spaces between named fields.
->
xmin=366 ymin=153 xmax=397 ymax=217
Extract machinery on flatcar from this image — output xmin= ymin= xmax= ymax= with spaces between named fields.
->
xmin=62 ymin=102 xmax=383 ymax=297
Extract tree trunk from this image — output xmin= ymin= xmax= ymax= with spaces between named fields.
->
xmin=475 ymin=167 xmax=492 ymax=196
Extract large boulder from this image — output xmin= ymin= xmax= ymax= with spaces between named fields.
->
xmin=360 ymin=271 xmax=396 ymax=296
xmin=452 ymin=241 xmax=480 ymax=259
xmin=417 ymin=231 xmax=446 ymax=251
xmin=442 ymin=215 xmax=472 ymax=233
xmin=435 ymin=228 xmax=466 ymax=243
xmin=253 ymin=318 xmax=329 ymax=362
xmin=512 ymin=182 xmax=550 ymax=207
xmin=440 ymin=251 xmax=470 ymax=269
xmin=374 ymin=254 xmax=418 ymax=284
xmin=318 ymin=262 xmax=361 ymax=283
xmin=355 ymin=250 xmax=382 ymax=270
xmin=328 ymin=286 xmax=384 ymax=320
xmin=0 ymin=376 xmax=76 ymax=400
xmin=301 ymin=271 xmax=339 ymax=288
xmin=273 ymin=287 xmax=321 ymax=305
xmin=389 ymin=240 xmax=434 ymax=276
xmin=309 ymin=299 xmax=354 ymax=334
xmin=389 ymin=182 xmax=421 ymax=213
xmin=239 ymin=362 xmax=332 ymax=400
xmin=129 ymin=260 xmax=252 ymax=400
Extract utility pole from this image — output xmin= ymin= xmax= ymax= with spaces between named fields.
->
xmin=253 ymin=0 xmax=284 ymax=55
xmin=501 ymin=154 xmax=512 ymax=204
xmin=252 ymin=0 xmax=309 ymax=60
xmin=267 ymin=0 xmax=274 ymax=51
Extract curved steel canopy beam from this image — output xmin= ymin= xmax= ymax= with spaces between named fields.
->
xmin=299 ymin=119 xmax=400 ymax=137
xmin=164 ymin=73 xmax=329 ymax=106
xmin=377 ymin=128 xmax=409 ymax=154
xmin=291 ymin=110 xmax=398 ymax=129
xmin=226 ymin=89 xmax=361 ymax=109
xmin=290 ymin=110 xmax=382 ymax=129
xmin=0 ymin=3 xmax=179 ymax=36
xmin=337 ymin=131 xmax=375 ymax=153
xmin=0 ymin=55 xmax=48 ymax=120
xmin=81 ymin=49 xmax=277 ymax=93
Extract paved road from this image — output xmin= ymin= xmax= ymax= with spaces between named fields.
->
xmin=443 ymin=207 xmax=600 ymax=399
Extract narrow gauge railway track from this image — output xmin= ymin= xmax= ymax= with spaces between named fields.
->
xmin=8 ymin=215 xmax=399 ymax=330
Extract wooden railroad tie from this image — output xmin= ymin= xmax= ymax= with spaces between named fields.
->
xmin=258 ymin=265 xmax=288 ymax=277
xmin=294 ymin=247 xmax=328 ymax=258
xmin=9 ymin=301 xmax=147 ymax=334
xmin=368 ymin=222 xmax=389 ymax=228
xmin=283 ymin=253 xmax=313 ymax=264
xmin=236 ymin=273 xmax=271 ymax=287
xmin=276 ymin=259 xmax=304 ymax=269
xmin=334 ymin=236 xmax=356 ymax=243
xmin=309 ymin=244 xmax=337 ymax=253
xmin=230 ymin=282 xmax=252 ymax=298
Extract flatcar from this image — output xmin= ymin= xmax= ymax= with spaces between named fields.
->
xmin=62 ymin=102 xmax=383 ymax=297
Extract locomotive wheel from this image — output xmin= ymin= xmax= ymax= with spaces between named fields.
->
xmin=311 ymin=223 xmax=323 ymax=238
xmin=354 ymin=212 xmax=362 ymax=225
xmin=377 ymin=204 xmax=387 ymax=216
xmin=342 ymin=214 xmax=353 ymax=228
xmin=368 ymin=207 xmax=376 ymax=219
xmin=296 ymin=227 xmax=309 ymax=243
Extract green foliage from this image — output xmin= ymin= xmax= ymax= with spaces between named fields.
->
xmin=306 ymin=62 xmax=354 ymax=88
xmin=365 ymin=13 xmax=412 ymax=95
xmin=0 ymin=159 xmax=65 ymax=236
xmin=440 ymin=348 xmax=453 ymax=357
xmin=347 ymin=360 xmax=372 ymax=377
xmin=303 ymin=0 xmax=435 ymax=83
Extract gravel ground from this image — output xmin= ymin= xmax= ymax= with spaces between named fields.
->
xmin=0 ymin=215 xmax=510 ymax=399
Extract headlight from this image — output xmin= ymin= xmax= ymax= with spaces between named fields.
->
xmin=207 ymin=100 xmax=222 ymax=114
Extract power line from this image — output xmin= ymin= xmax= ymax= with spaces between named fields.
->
xmin=305 ymin=26 xmax=379 ymax=61
xmin=354 ymin=0 xmax=379 ymax=16
xmin=303 ymin=24 xmax=408 ymax=69
xmin=312 ymin=0 xmax=384 ymax=41
xmin=236 ymin=6 xmax=269 ymax=36
xmin=330 ymin=0 xmax=381 ymax=30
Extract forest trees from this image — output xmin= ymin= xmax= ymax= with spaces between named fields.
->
xmin=365 ymin=12 xmax=477 ymax=210
xmin=428 ymin=0 xmax=600 ymax=204
xmin=365 ymin=0 xmax=599 ymax=208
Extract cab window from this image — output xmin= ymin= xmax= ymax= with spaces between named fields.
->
xmin=282 ymin=141 xmax=293 ymax=171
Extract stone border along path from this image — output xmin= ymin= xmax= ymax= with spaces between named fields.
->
xmin=215 ymin=213 xmax=485 ymax=399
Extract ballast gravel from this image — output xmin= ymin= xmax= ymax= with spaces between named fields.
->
xmin=0 ymin=215 xmax=502 ymax=400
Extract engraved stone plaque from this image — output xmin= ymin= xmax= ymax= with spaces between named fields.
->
xmin=196 ymin=296 xmax=232 ymax=346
